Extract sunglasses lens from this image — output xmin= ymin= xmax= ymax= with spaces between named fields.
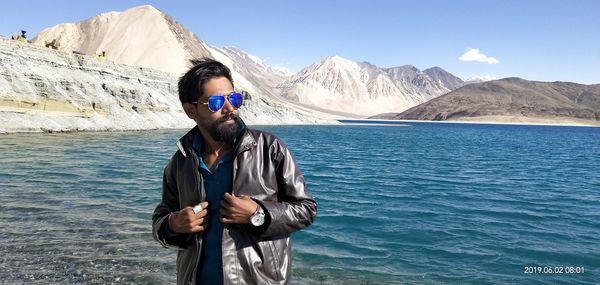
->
xmin=229 ymin=92 xmax=243 ymax=108
xmin=208 ymin=96 xmax=225 ymax=112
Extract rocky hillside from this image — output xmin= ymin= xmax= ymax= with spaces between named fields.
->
xmin=28 ymin=5 xmax=344 ymax=123
xmin=424 ymin=66 xmax=465 ymax=90
xmin=383 ymin=65 xmax=452 ymax=102
xmin=374 ymin=77 xmax=600 ymax=123
xmin=0 ymin=38 xmax=323 ymax=133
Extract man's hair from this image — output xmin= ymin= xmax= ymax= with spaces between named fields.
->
xmin=178 ymin=58 xmax=234 ymax=104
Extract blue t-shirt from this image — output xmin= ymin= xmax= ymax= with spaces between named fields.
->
xmin=193 ymin=134 xmax=233 ymax=285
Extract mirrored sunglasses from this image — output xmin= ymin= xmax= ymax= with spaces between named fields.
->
xmin=192 ymin=92 xmax=244 ymax=112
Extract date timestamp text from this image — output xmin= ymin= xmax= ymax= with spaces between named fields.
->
xmin=524 ymin=266 xmax=585 ymax=274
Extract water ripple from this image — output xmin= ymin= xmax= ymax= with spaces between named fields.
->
xmin=2 ymin=125 xmax=600 ymax=284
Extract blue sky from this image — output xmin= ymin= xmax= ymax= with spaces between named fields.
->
xmin=1 ymin=0 xmax=598 ymax=84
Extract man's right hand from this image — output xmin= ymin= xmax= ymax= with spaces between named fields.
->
xmin=168 ymin=202 xmax=209 ymax=233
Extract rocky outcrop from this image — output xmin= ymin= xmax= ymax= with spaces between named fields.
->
xmin=0 ymin=38 xmax=325 ymax=133
xmin=373 ymin=77 xmax=600 ymax=123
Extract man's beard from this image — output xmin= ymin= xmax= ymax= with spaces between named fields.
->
xmin=203 ymin=113 xmax=242 ymax=142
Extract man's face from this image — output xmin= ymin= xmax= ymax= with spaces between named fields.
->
xmin=184 ymin=76 xmax=242 ymax=142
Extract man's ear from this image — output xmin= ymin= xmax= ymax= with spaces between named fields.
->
xmin=182 ymin=103 xmax=196 ymax=119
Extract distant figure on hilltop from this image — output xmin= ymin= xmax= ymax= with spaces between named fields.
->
xmin=152 ymin=58 xmax=317 ymax=285
xmin=11 ymin=30 xmax=28 ymax=42
xmin=94 ymin=51 xmax=106 ymax=61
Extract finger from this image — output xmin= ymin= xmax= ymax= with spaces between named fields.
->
xmin=192 ymin=204 xmax=202 ymax=215
xmin=221 ymin=198 xmax=231 ymax=208
xmin=222 ymin=197 xmax=236 ymax=211
xmin=185 ymin=208 xmax=202 ymax=221
xmin=176 ymin=208 xmax=195 ymax=222
xmin=192 ymin=201 xmax=208 ymax=214
xmin=192 ymin=201 xmax=208 ymax=210
xmin=195 ymin=208 xmax=208 ymax=218
xmin=190 ymin=224 xmax=205 ymax=233
xmin=223 ymin=192 xmax=236 ymax=203
xmin=220 ymin=206 xmax=231 ymax=219
xmin=191 ymin=217 xmax=204 ymax=227
xmin=181 ymin=206 xmax=194 ymax=215
xmin=220 ymin=216 xmax=234 ymax=224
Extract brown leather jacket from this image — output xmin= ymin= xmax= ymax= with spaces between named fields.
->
xmin=152 ymin=125 xmax=317 ymax=285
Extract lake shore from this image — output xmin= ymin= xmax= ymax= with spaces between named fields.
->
xmin=3 ymin=114 xmax=599 ymax=134
xmin=449 ymin=115 xmax=600 ymax=127
xmin=346 ymin=116 xmax=600 ymax=127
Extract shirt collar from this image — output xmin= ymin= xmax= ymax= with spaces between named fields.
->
xmin=192 ymin=125 xmax=244 ymax=172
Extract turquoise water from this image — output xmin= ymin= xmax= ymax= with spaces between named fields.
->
xmin=1 ymin=123 xmax=599 ymax=284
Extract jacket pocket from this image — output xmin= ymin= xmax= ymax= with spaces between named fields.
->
xmin=266 ymin=239 xmax=287 ymax=281
xmin=233 ymin=229 xmax=291 ymax=284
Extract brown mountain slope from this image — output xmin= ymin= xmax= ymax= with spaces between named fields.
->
xmin=374 ymin=78 xmax=600 ymax=122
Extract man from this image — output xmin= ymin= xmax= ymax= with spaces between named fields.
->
xmin=152 ymin=58 xmax=317 ymax=285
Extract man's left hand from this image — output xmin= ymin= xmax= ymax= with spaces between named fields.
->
xmin=220 ymin=193 xmax=258 ymax=224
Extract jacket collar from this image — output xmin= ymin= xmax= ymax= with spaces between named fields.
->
xmin=176 ymin=118 xmax=255 ymax=158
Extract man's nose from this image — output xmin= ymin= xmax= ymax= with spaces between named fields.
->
xmin=222 ymin=98 xmax=234 ymax=112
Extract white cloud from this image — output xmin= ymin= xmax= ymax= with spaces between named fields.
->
xmin=465 ymin=75 xmax=497 ymax=83
xmin=459 ymin=48 xmax=499 ymax=64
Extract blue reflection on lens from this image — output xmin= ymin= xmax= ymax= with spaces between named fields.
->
xmin=229 ymin=92 xmax=243 ymax=108
xmin=208 ymin=96 xmax=225 ymax=112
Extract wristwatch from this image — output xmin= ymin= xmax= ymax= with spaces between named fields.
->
xmin=250 ymin=204 xmax=265 ymax=226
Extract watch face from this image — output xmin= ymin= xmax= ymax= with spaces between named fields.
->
xmin=251 ymin=213 xmax=265 ymax=226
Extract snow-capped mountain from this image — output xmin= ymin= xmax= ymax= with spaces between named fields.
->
xmin=276 ymin=56 xmax=408 ymax=115
xmin=219 ymin=47 xmax=290 ymax=97
xmin=277 ymin=56 xmax=460 ymax=116
xmin=383 ymin=65 xmax=451 ymax=103
xmin=222 ymin=47 xmax=291 ymax=79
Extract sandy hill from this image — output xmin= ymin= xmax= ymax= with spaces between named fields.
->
xmin=32 ymin=5 xmax=210 ymax=77
xmin=373 ymin=78 xmax=600 ymax=125
xmin=30 ymin=5 xmax=349 ymax=121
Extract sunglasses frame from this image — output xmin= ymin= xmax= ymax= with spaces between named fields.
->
xmin=191 ymin=91 xmax=244 ymax=112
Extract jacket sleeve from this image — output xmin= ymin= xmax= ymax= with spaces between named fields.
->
xmin=152 ymin=155 xmax=191 ymax=249
xmin=257 ymin=140 xmax=317 ymax=237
